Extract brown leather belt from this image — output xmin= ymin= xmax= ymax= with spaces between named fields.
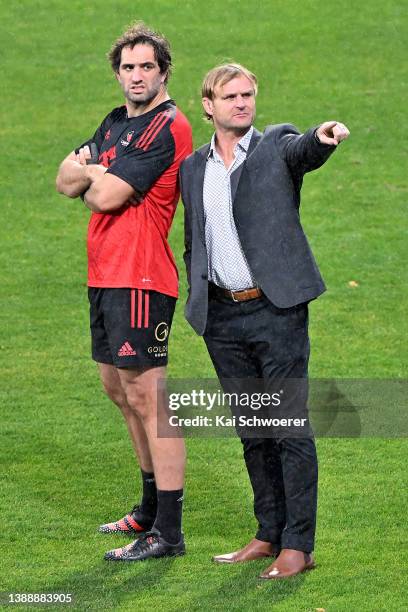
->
xmin=210 ymin=283 xmax=263 ymax=302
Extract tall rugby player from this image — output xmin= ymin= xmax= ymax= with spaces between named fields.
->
xmin=56 ymin=22 xmax=192 ymax=562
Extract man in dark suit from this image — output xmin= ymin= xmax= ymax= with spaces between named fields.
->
xmin=180 ymin=63 xmax=349 ymax=579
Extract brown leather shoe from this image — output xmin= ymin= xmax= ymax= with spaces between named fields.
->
xmin=259 ymin=548 xmax=315 ymax=579
xmin=213 ymin=538 xmax=279 ymax=564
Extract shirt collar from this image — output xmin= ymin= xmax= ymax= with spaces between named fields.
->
xmin=207 ymin=126 xmax=254 ymax=160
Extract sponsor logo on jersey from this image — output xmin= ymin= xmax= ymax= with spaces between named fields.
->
xmin=121 ymin=130 xmax=134 ymax=147
xmin=155 ymin=322 xmax=169 ymax=342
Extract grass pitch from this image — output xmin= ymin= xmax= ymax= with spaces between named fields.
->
xmin=1 ymin=0 xmax=407 ymax=610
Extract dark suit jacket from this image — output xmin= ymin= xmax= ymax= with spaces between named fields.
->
xmin=180 ymin=123 xmax=336 ymax=335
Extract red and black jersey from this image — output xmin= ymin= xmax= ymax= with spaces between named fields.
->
xmin=77 ymin=100 xmax=192 ymax=297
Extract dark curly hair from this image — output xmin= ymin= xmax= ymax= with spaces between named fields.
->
xmin=108 ymin=21 xmax=172 ymax=84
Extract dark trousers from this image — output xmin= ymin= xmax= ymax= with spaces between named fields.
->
xmin=204 ymin=288 xmax=318 ymax=553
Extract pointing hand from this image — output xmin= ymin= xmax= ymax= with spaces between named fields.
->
xmin=316 ymin=121 xmax=350 ymax=146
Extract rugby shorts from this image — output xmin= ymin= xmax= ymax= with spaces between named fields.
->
xmin=88 ymin=288 xmax=176 ymax=368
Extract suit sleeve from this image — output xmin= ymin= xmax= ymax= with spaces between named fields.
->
xmin=180 ymin=163 xmax=192 ymax=289
xmin=274 ymin=123 xmax=337 ymax=177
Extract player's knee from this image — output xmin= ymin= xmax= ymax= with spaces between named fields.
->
xmin=101 ymin=381 xmax=126 ymax=409
xmin=123 ymin=385 xmax=151 ymax=420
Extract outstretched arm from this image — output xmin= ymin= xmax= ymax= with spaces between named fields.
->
xmin=276 ymin=121 xmax=350 ymax=176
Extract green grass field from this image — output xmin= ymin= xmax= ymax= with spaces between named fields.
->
xmin=1 ymin=0 xmax=407 ymax=610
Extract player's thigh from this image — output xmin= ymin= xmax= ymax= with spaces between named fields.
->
xmin=98 ymin=362 xmax=126 ymax=404
xmin=116 ymin=365 xmax=168 ymax=414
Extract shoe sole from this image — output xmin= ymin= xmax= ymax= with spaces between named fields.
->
xmin=213 ymin=553 xmax=277 ymax=564
xmin=104 ymin=550 xmax=186 ymax=562
xmin=98 ymin=528 xmax=149 ymax=536
xmin=258 ymin=563 xmax=316 ymax=580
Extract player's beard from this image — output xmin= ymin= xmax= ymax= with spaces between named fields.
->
xmin=216 ymin=111 xmax=256 ymax=136
xmin=125 ymin=81 xmax=163 ymax=108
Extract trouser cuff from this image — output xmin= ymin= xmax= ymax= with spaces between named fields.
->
xmin=256 ymin=527 xmax=282 ymax=546
xmin=281 ymin=534 xmax=314 ymax=554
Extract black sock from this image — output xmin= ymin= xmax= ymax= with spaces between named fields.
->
xmin=153 ymin=489 xmax=184 ymax=544
xmin=139 ymin=470 xmax=157 ymax=521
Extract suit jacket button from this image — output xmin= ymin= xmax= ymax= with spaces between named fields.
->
xmin=201 ymin=273 xmax=208 ymax=280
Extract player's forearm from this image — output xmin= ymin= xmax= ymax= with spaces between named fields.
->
xmin=83 ymin=175 xmax=125 ymax=213
xmin=82 ymin=181 xmax=107 ymax=213
xmin=83 ymin=171 xmax=135 ymax=213
xmin=56 ymin=159 xmax=91 ymax=198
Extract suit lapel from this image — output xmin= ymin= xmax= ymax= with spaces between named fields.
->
xmin=191 ymin=129 xmax=263 ymax=237
xmin=230 ymin=128 xmax=262 ymax=202
xmin=192 ymin=144 xmax=209 ymax=239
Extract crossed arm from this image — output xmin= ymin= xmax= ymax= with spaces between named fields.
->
xmin=55 ymin=146 xmax=139 ymax=213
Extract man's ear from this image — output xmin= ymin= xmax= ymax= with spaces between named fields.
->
xmin=202 ymin=97 xmax=213 ymax=118
xmin=115 ymin=71 xmax=120 ymax=83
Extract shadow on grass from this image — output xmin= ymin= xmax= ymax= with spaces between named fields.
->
xmin=7 ymin=434 xmax=179 ymax=609
xmin=37 ymin=554 xmax=309 ymax=611
xmin=311 ymin=380 xmax=361 ymax=437
xmin=35 ymin=555 xmax=178 ymax=610
xmin=15 ymin=432 xmax=309 ymax=610
xmin=186 ymin=560 xmax=307 ymax=610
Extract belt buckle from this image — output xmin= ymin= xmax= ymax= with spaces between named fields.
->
xmin=230 ymin=289 xmax=240 ymax=302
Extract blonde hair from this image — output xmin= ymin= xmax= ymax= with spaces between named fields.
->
xmin=201 ymin=63 xmax=258 ymax=120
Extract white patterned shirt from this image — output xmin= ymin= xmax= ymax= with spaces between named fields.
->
xmin=203 ymin=127 xmax=257 ymax=290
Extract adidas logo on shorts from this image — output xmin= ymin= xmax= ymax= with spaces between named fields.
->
xmin=118 ymin=342 xmax=137 ymax=356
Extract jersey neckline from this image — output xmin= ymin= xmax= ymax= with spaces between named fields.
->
xmin=124 ymin=99 xmax=176 ymax=122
